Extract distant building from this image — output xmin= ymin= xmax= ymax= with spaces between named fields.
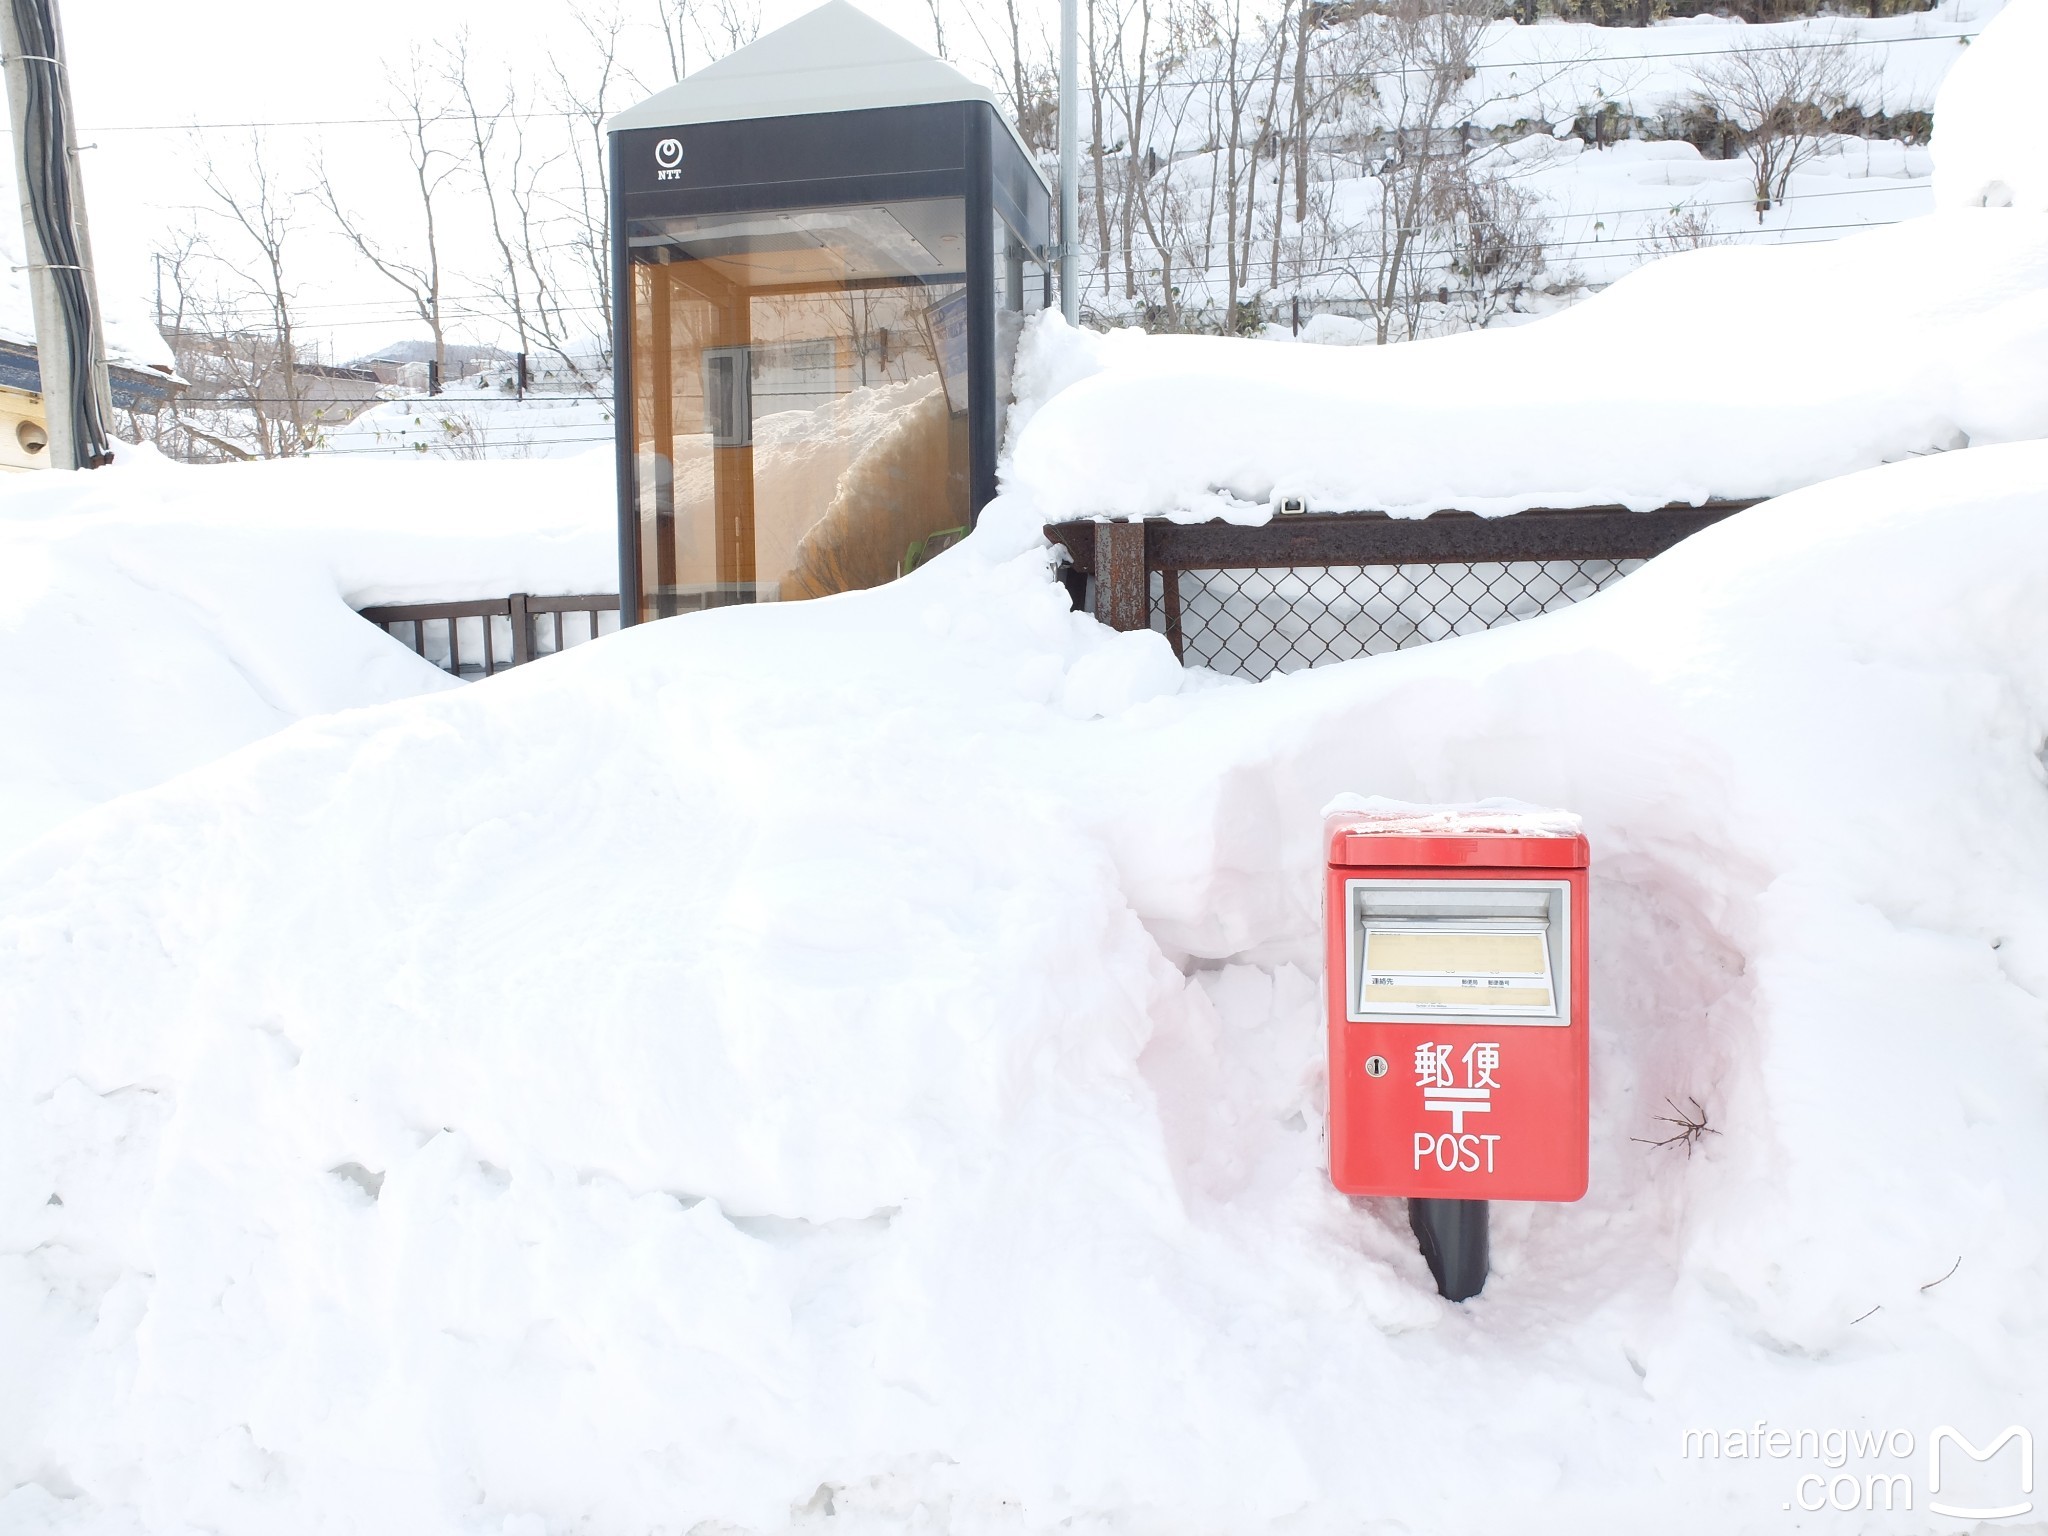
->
xmin=152 ymin=329 xmax=383 ymax=462
xmin=0 ymin=235 xmax=185 ymax=470
xmin=0 ymin=338 xmax=182 ymax=471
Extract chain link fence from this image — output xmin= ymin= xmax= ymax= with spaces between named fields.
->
xmin=1046 ymin=506 xmax=1754 ymax=682
xmin=1156 ymin=557 xmax=1641 ymax=680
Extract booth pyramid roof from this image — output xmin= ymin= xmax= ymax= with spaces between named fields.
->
xmin=608 ymin=1 xmax=1008 ymax=133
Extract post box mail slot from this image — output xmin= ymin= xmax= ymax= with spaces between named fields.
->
xmin=1325 ymin=805 xmax=1589 ymax=1203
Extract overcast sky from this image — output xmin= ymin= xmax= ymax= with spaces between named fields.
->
xmin=57 ymin=0 xmax=1029 ymax=359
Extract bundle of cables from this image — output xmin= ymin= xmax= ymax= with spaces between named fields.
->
xmin=10 ymin=0 xmax=111 ymax=467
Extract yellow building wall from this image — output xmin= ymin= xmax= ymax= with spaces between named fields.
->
xmin=0 ymin=386 xmax=49 ymax=472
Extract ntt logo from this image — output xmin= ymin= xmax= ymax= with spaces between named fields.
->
xmin=655 ymin=137 xmax=683 ymax=180
xmin=1678 ymin=1422 xmax=2033 ymax=1517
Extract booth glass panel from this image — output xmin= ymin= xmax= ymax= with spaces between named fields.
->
xmin=628 ymin=196 xmax=974 ymax=621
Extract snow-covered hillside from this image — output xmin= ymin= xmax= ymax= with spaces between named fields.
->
xmin=1069 ymin=0 xmax=1993 ymax=336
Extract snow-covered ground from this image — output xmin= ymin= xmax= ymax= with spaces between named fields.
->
xmin=1465 ymin=4 xmax=1984 ymax=126
xmin=2 ymin=11 xmax=2046 ymax=1531
xmin=6 ymin=423 xmax=2048 ymax=1534
xmin=0 ymin=446 xmax=611 ymax=856
xmin=319 ymin=391 xmax=615 ymax=462
xmin=1456 ymin=130 xmax=1935 ymax=288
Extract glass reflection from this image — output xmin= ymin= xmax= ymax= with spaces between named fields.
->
xmin=628 ymin=198 xmax=973 ymax=621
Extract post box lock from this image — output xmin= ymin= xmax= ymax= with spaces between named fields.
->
xmin=1323 ymin=802 xmax=1590 ymax=1301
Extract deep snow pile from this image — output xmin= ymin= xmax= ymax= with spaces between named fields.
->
xmin=4 ymin=429 xmax=2048 ymax=1533
xmin=997 ymin=210 xmax=2048 ymax=524
xmin=0 ymin=446 xmax=611 ymax=855
xmin=1933 ymin=0 xmax=2048 ymax=211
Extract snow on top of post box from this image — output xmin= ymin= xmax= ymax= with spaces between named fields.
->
xmin=1322 ymin=794 xmax=1583 ymax=838
xmin=1323 ymin=795 xmax=1587 ymax=868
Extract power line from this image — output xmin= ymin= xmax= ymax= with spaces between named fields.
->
xmin=309 ymin=434 xmax=617 ymax=455
xmin=52 ymin=24 xmax=1972 ymax=135
xmin=1128 ymin=24 xmax=1973 ymax=91
xmin=173 ymin=176 xmax=1921 ymax=334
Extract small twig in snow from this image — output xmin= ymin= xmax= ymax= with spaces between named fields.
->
xmin=1920 ymin=1256 xmax=1962 ymax=1293
xmin=1851 ymin=1305 xmax=1882 ymax=1325
xmin=1632 ymin=1096 xmax=1720 ymax=1157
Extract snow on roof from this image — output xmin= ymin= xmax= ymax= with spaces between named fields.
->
xmin=608 ymin=0 xmax=1033 ymax=164
xmin=0 ymin=222 xmax=174 ymax=379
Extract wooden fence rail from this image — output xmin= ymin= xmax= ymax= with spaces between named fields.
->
xmin=358 ymin=593 xmax=621 ymax=679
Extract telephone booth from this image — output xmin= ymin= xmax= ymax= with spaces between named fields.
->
xmin=608 ymin=1 xmax=1051 ymax=624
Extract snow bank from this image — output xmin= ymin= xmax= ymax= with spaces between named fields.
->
xmin=5 ymin=437 xmax=2048 ymax=1532
xmin=996 ymin=211 xmax=2048 ymax=526
xmin=0 ymin=446 xmax=613 ymax=854
xmin=1932 ymin=0 xmax=2048 ymax=211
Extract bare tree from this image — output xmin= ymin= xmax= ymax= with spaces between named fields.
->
xmin=655 ymin=0 xmax=694 ymax=79
xmin=1641 ymin=203 xmax=1726 ymax=256
xmin=150 ymin=230 xmax=369 ymax=463
xmin=549 ymin=8 xmax=643 ymax=363
xmin=1106 ymin=0 xmax=1159 ymax=303
xmin=1291 ymin=0 xmax=1312 ymax=222
xmin=1086 ymin=0 xmax=1114 ymax=307
xmin=1438 ymin=167 xmax=1545 ymax=329
xmin=949 ymin=0 xmax=1053 ymax=150
xmin=702 ymin=0 xmax=761 ymax=53
xmin=1205 ymin=0 xmax=1281 ymax=331
xmin=444 ymin=35 xmax=533 ymax=371
xmin=1357 ymin=0 xmax=1491 ymax=342
xmin=191 ymin=134 xmax=321 ymax=455
xmin=317 ymin=51 xmax=460 ymax=391
xmin=1262 ymin=0 xmax=1294 ymax=293
xmin=1688 ymin=34 xmax=1876 ymax=219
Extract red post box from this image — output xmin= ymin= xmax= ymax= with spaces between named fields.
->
xmin=1324 ymin=803 xmax=1589 ymax=1293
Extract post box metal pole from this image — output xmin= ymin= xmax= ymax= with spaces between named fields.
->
xmin=1409 ymin=1198 xmax=1489 ymax=1302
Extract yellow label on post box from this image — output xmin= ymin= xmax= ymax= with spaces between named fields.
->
xmin=1360 ymin=924 xmax=1556 ymax=1016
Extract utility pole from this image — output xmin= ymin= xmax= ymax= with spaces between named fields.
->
xmin=1058 ymin=0 xmax=1078 ymax=324
xmin=0 ymin=0 xmax=112 ymax=469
